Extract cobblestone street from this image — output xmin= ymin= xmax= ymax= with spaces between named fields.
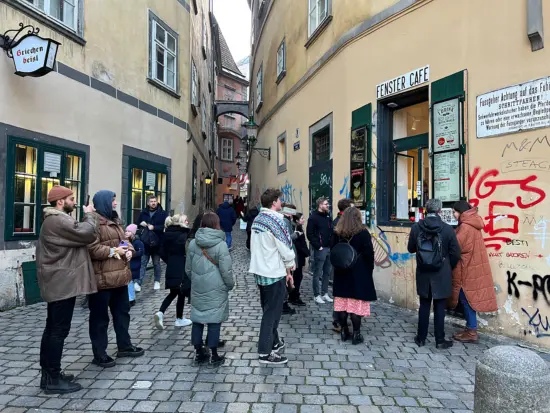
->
xmin=0 ymin=229 xmax=501 ymax=413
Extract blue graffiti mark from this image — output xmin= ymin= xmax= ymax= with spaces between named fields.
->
xmin=279 ymin=180 xmax=304 ymax=212
xmin=374 ymin=230 xmax=414 ymax=267
xmin=522 ymin=307 xmax=550 ymax=338
xmin=339 ymin=175 xmax=350 ymax=198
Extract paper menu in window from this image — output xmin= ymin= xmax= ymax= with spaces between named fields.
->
xmin=145 ymin=172 xmax=156 ymax=190
xmin=44 ymin=152 xmax=61 ymax=177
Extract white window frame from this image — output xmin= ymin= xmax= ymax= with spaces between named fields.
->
xmin=23 ymin=0 xmax=80 ymax=31
xmin=221 ymin=138 xmax=234 ymax=161
xmin=276 ymin=39 xmax=286 ymax=80
xmin=256 ymin=64 xmax=263 ymax=111
xmin=150 ymin=17 xmax=178 ymax=92
xmin=191 ymin=60 xmax=199 ymax=108
xmin=308 ymin=0 xmax=330 ymax=37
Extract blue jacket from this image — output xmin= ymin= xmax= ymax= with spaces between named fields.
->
xmin=216 ymin=202 xmax=237 ymax=232
xmin=136 ymin=206 xmax=168 ymax=251
xmin=129 ymin=239 xmax=144 ymax=279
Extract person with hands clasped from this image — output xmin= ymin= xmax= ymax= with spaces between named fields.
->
xmin=249 ymin=189 xmax=296 ymax=365
xmin=87 ymin=190 xmax=144 ymax=368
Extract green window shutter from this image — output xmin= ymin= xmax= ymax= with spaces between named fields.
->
xmin=351 ymin=103 xmax=372 ymax=129
xmin=431 ymin=71 xmax=464 ymax=104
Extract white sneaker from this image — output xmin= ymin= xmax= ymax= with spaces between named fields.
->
xmin=134 ymin=282 xmax=141 ymax=292
xmin=175 ymin=318 xmax=192 ymax=327
xmin=322 ymin=294 xmax=333 ymax=303
xmin=154 ymin=311 xmax=165 ymax=330
xmin=154 ymin=281 xmax=161 ymax=290
xmin=314 ymin=295 xmax=325 ymax=304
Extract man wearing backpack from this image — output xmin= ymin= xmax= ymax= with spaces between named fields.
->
xmin=407 ymin=199 xmax=461 ymax=349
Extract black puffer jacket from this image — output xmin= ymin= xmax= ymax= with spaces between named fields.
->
xmin=407 ymin=214 xmax=461 ymax=299
xmin=161 ymin=226 xmax=190 ymax=291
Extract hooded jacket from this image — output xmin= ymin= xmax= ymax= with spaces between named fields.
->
xmin=216 ymin=202 xmax=237 ymax=232
xmin=162 ymin=225 xmax=190 ymax=291
xmin=185 ymin=228 xmax=234 ymax=324
xmin=36 ymin=208 xmax=99 ymax=302
xmin=450 ymin=208 xmax=498 ymax=313
xmin=88 ymin=190 xmax=134 ymax=290
xmin=408 ymin=214 xmax=461 ymax=299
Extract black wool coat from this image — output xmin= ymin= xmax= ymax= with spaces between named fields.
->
xmin=161 ymin=226 xmax=190 ymax=291
xmin=331 ymin=229 xmax=377 ymax=302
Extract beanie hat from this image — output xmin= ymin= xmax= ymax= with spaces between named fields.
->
xmin=47 ymin=185 xmax=74 ymax=203
xmin=453 ymin=200 xmax=472 ymax=214
xmin=125 ymin=224 xmax=138 ymax=234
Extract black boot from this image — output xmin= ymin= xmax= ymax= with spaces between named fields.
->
xmin=436 ymin=339 xmax=453 ymax=349
xmin=340 ymin=327 xmax=352 ymax=342
xmin=282 ymin=301 xmax=296 ymax=315
xmin=40 ymin=370 xmax=75 ymax=389
xmin=43 ymin=373 xmax=82 ymax=395
xmin=194 ymin=346 xmax=209 ymax=364
xmin=352 ymin=331 xmax=364 ymax=345
xmin=210 ymin=349 xmax=225 ymax=367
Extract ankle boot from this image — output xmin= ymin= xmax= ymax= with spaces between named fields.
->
xmin=40 ymin=370 xmax=75 ymax=389
xmin=43 ymin=374 xmax=82 ymax=395
xmin=352 ymin=331 xmax=364 ymax=345
xmin=194 ymin=346 xmax=209 ymax=364
xmin=210 ymin=352 xmax=225 ymax=367
xmin=340 ymin=327 xmax=351 ymax=342
xmin=453 ymin=328 xmax=479 ymax=343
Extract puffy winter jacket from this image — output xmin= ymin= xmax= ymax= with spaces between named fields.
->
xmin=216 ymin=202 xmax=237 ymax=232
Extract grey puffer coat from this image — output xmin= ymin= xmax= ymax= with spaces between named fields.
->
xmin=185 ymin=228 xmax=234 ymax=324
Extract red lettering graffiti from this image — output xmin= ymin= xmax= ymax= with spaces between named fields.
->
xmin=468 ymin=167 xmax=546 ymax=250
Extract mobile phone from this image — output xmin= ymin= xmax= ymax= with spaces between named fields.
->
xmin=85 ymin=195 xmax=90 ymax=207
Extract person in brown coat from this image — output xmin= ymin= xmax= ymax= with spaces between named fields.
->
xmin=87 ymin=190 xmax=144 ymax=368
xmin=37 ymin=185 xmax=97 ymax=394
xmin=450 ymin=201 xmax=498 ymax=343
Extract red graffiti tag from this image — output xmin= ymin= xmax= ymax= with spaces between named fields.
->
xmin=468 ymin=167 xmax=546 ymax=250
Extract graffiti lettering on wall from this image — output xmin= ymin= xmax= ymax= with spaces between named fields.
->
xmin=522 ymin=307 xmax=550 ymax=338
xmin=501 ymin=136 xmax=550 ymax=158
xmin=528 ymin=220 xmax=549 ymax=249
xmin=469 ymin=167 xmax=547 ymax=250
xmin=372 ymin=229 xmax=414 ymax=269
xmin=339 ymin=175 xmax=350 ymax=198
xmin=507 ymin=270 xmax=550 ymax=304
xmin=489 ymin=251 xmax=545 ymax=259
xmin=280 ymin=180 xmax=303 ymax=212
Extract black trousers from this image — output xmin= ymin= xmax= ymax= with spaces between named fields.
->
xmin=40 ymin=297 xmax=76 ymax=377
xmin=417 ymin=290 xmax=447 ymax=343
xmin=258 ymin=278 xmax=286 ymax=354
xmin=159 ymin=289 xmax=187 ymax=319
xmin=289 ymin=265 xmax=304 ymax=301
xmin=88 ymin=286 xmax=133 ymax=359
xmin=191 ymin=322 xmax=221 ymax=348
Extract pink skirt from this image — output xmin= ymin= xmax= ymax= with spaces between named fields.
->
xmin=334 ymin=297 xmax=371 ymax=317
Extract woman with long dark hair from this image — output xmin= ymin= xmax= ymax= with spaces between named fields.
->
xmin=331 ymin=207 xmax=376 ymax=345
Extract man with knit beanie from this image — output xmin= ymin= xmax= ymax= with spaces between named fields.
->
xmin=36 ymin=185 xmax=98 ymax=394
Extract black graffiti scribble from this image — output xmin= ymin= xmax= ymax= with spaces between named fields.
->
xmin=507 ymin=271 xmax=550 ymax=304
xmin=507 ymin=271 xmax=520 ymax=298
xmin=522 ymin=308 xmax=550 ymax=338
xmin=501 ymin=136 xmax=550 ymax=157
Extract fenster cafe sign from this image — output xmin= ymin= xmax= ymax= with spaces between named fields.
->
xmin=377 ymin=65 xmax=430 ymax=99
xmin=0 ymin=23 xmax=60 ymax=77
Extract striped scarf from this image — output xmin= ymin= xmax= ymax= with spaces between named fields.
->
xmin=251 ymin=208 xmax=292 ymax=248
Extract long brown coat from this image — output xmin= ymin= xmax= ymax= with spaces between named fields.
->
xmin=36 ymin=208 xmax=98 ymax=303
xmin=87 ymin=214 xmax=134 ymax=290
xmin=450 ymin=208 xmax=498 ymax=313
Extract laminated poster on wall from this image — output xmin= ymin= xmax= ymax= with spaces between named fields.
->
xmin=350 ymin=128 xmax=366 ymax=163
xmin=433 ymin=98 xmax=460 ymax=152
xmin=440 ymin=208 xmax=458 ymax=226
xmin=434 ymin=151 xmax=460 ymax=202
xmin=350 ymin=168 xmax=365 ymax=207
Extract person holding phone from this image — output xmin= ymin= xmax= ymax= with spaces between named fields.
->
xmin=87 ymin=190 xmax=144 ymax=368
xmin=249 ymin=189 xmax=295 ymax=365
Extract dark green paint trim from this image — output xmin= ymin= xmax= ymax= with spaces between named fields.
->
xmin=431 ymin=71 xmax=465 ymax=104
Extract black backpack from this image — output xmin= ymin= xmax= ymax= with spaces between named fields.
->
xmin=330 ymin=236 xmax=358 ymax=270
xmin=138 ymin=227 xmax=160 ymax=248
xmin=416 ymin=230 xmax=444 ymax=272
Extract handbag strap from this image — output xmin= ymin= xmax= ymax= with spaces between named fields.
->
xmin=201 ymin=248 xmax=217 ymax=266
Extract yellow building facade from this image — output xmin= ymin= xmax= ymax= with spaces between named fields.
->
xmin=249 ymin=0 xmax=550 ymax=347
xmin=0 ymin=0 xmax=215 ymax=309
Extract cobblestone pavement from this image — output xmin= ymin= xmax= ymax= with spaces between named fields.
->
xmin=0 ymin=230 xmax=504 ymax=413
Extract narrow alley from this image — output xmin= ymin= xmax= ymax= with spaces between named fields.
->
xmin=0 ymin=230 xmax=504 ymax=413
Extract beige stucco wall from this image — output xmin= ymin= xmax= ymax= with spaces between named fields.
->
xmin=250 ymin=0 xmax=550 ymax=347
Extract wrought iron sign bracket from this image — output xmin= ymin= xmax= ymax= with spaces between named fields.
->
xmin=0 ymin=23 xmax=40 ymax=57
xmin=251 ymin=147 xmax=271 ymax=160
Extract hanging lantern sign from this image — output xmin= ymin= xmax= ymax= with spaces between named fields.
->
xmin=0 ymin=23 xmax=61 ymax=78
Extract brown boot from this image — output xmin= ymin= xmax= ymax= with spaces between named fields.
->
xmin=453 ymin=328 xmax=479 ymax=343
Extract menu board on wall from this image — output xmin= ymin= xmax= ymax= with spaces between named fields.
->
xmin=351 ymin=168 xmax=365 ymax=207
xmin=434 ymin=151 xmax=460 ymax=202
xmin=433 ymin=98 xmax=460 ymax=152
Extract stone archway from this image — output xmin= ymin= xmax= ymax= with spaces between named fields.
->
xmin=214 ymin=100 xmax=249 ymax=119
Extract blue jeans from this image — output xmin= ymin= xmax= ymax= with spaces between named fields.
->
xmin=459 ymin=289 xmax=477 ymax=329
xmin=191 ymin=322 xmax=221 ymax=349
xmin=139 ymin=252 xmax=161 ymax=284
xmin=128 ymin=282 xmax=135 ymax=302
xmin=225 ymin=232 xmax=232 ymax=248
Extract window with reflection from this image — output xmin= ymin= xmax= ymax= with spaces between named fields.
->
xmin=129 ymin=160 xmax=169 ymax=225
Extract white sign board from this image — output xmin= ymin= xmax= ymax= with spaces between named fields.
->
xmin=376 ymin=65 xmax=430 ymax=99
xmin=434 ymin=98 xmax=460 ymax=152
xmin=11 ymin=35 xmax=59 ymax=76
xmin=440 ymin=208 xmax=458 ymax=226
xmin=434 ymin=151 xmax=460 ymax=202
xmin=44 ymin=152 xmax=61 ymax=177
xmin=477 ymin=76 xmax=550 ymax=138
xmin=145 ymin=172 xmax=156 ymax=189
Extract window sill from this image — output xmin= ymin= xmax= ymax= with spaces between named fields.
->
xmin=5 ymin=233 xmax=38 ymax=242
xmin=255 ymin=101 xmax=263 ymax=113
xmin=277 ymin=165 xmax=287 ymax=174
xmin=276 ymin=70 xmax=286 ymax=85
xmin=5 ymin=0 xmax=86 ymax=46
xmin=147 ymin=78 xmax=181 ymax=99
xmin=191 ymin=103 xmax=198 ymax=117
xmin=305 ymin=15 xmax=333 ymax=49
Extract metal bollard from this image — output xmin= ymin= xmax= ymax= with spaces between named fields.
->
xmin=474 ymin=345 xmax=550 ymax=413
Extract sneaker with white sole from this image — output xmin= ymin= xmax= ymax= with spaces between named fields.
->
xmin=314 ymin=295 xmax=325 ymax=304
xmin=175 ymin=318 xmax=192 ymax=327
xmin=134 ymin=282 xmax=141 ymax=292
xmin=154 ymin=312 xmax=165 ymax=330
xmin=154 ymin=281 xmax=161 ymax=290
xmin=259 ymin=352 xmax=288 ymax=365
xmin=322 ymin=294 xmax=333 ymax=303
xmin=272 ymin=339 xmax=285 ymax=353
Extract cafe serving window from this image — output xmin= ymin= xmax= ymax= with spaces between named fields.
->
xmin=129 ymin=158 xmax=168 ymax=225
xmin=5 ymin=136 xmax=85 ymax=240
